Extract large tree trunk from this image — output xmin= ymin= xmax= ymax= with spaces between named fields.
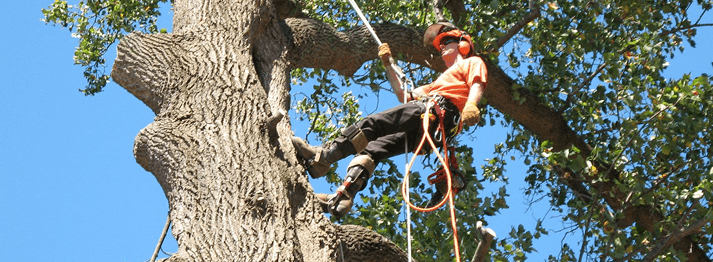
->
xmin=111 ymin=0 xmax=409 ymax=261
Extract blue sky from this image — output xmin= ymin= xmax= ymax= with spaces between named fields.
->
xmin=1 ymin=2 xmax=711 ymax=262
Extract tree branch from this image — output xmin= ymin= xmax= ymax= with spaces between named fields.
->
xmin=661 ymin=23 xmax=713 ymax=36
xmin=273 ymin=0 xmax=306 ymax=19
xmin=337 ymin=225 xmax=415 ymax=262
xmin=112 ymin=32 xmax=179 ymax=114
xmin=493 ymin=3 xmax=541 ymax=50
xmin=432 ymin=0 xmax=446 ymax=23
xmin=444 ymin=0 xmax=466 ymax=27
xmin=431 ymin=0 xmax=467 ymax=26
xmin=284 ymin=18 xmax=445 ymax=77
xmin=641 ymin=215 xmax=711 ymax=262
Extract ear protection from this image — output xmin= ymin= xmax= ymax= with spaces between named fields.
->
xmin=433 ymin=29 xmax=473 ymax=57
xmin=457 ymin=34 xmax=472 ymax=56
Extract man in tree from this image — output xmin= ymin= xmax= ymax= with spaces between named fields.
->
xmin=292 ymin=22 xmax=488 ymax=218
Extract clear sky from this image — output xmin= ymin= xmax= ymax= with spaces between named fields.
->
xmin=1 ymin=2 xmax=710 ymax=262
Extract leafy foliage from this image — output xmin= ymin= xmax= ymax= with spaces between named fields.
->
xmin=42 ymin=0 xmax=168 ymax=95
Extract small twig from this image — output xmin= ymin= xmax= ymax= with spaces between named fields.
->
xmin=578 ymin=193 xmax=601 ymax=262
xmin=563 ymin=62 xmax=608 ymax=109
xmin=661 ymin=23 xmax=713 ymax=36
xmin=494 ymin=4 xmax=519 ymax=18
xmin=605 ymin=96 xmax=684 ymax=176
xmin=151 ymin=213 xmax=172 ymax=262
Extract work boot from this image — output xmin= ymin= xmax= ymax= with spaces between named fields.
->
xmin=292 ymin=137 xmax=348 ymax=178
xmin=314 ymin=193 xmax=331 ymax=213
xmin=320 ymin=155 xmax=375 ymax=218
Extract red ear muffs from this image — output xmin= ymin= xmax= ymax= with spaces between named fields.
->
xmin=433 ymin=30 xmax=473 ymax=56
xmin=458 ymin=39 xmax=471 ymax=56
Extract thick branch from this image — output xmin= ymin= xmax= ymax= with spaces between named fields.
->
xmin=483 ymin=59 xmax=587 ymax=152
xmin=273 ymin=0 xmax=306 ymax=19
xmin=112 ymin=32 xmax=181 ymax=114
xmin=444 ymin=0 xmax=467 ymax=26
xmin=284 ymin=18 xmax=445 ymax=77
xmin=337 ymin=225 xmax=414 ymax=262
xmin=432 ymin=0 xmax=446 ymax=23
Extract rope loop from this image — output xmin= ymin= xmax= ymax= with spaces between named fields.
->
xmin=401 ymin=98 xmax=462 ymax=262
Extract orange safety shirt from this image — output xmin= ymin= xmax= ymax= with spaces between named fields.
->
xmin=422 ymin=56 xmax=488 ymax=112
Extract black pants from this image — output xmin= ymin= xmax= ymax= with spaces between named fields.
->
xmin=340 ymin=97 xmax=460 ymax=163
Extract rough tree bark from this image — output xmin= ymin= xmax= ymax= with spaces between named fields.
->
xmin=111 ymin=0 xmax=409 ymax=261
xmin=110 ymin=0 xmax=709 ymax=261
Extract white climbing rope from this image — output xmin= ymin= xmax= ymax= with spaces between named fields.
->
xmin=343 ymin=0 xmax=414 ymax=260
xmin=346 ymin=0 xmax=382 ymax=46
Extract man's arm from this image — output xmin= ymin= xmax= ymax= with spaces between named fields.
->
xmin=461 ymin=81 xmax=485 ymax=126
xmin=380 ymin=43 xmax=422 ymax=103
xmin=384 ymin=63 xmax=407 ymax=103
xmin=466 ymin=82 xmax=485 ymax=105
xmin=385 ymin=63 xmax=429 ymax=103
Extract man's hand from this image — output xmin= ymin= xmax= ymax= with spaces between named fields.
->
xmin=378 ymin=43 xmax=392 ymax=64
xmin=461 ymin=101 xmax=481 ymax=126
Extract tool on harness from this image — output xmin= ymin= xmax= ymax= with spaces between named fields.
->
xmin=426 ymin=147 xmax=468 ymax=208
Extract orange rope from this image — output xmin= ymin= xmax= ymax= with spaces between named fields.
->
xmin=401 ymin=100 xmax=461 ymax=262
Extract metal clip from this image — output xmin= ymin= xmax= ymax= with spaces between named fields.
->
xmin=434 ymin=129 xmax=443 ymax=144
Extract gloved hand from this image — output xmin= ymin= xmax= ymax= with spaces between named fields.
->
xmin=461 ymin=101 xmax=481 ymax=126
xmin=378 ymin=43 xmax=392 ymax=64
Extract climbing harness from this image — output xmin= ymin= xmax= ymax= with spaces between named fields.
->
xmin=401 ymin=95 xmax=467 ymax=262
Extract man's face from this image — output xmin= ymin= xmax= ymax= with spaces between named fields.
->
xmin=440 ymin=42 xmax=460 ymax=68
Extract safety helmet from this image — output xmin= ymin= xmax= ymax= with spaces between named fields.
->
xmin=423 ymin=21 xmax=473 ymax=57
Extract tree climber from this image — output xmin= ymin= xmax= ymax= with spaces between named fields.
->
xmin=293 ymin=22 xmax=488 ymax=218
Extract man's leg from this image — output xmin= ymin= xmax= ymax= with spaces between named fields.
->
xmin=293 ymin=102 xmax=425 ymax=178
xmin=292 ymin=125 xmax=368 ymax=178
xmin=316 ymin=130 xmax=423 ymax=218
xmin=315 ymin=154 xmax=376 ymax=218
xmin=356 ymin=102 xmax=426 ymax=140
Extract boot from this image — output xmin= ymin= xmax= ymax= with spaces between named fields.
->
xmin=321 ymin=155 xmax=375 ymax=218
xmin=314 ymin=193 xmax=331 ymax=213
xmin=292 ymin=137 xmax=349 ymax=178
